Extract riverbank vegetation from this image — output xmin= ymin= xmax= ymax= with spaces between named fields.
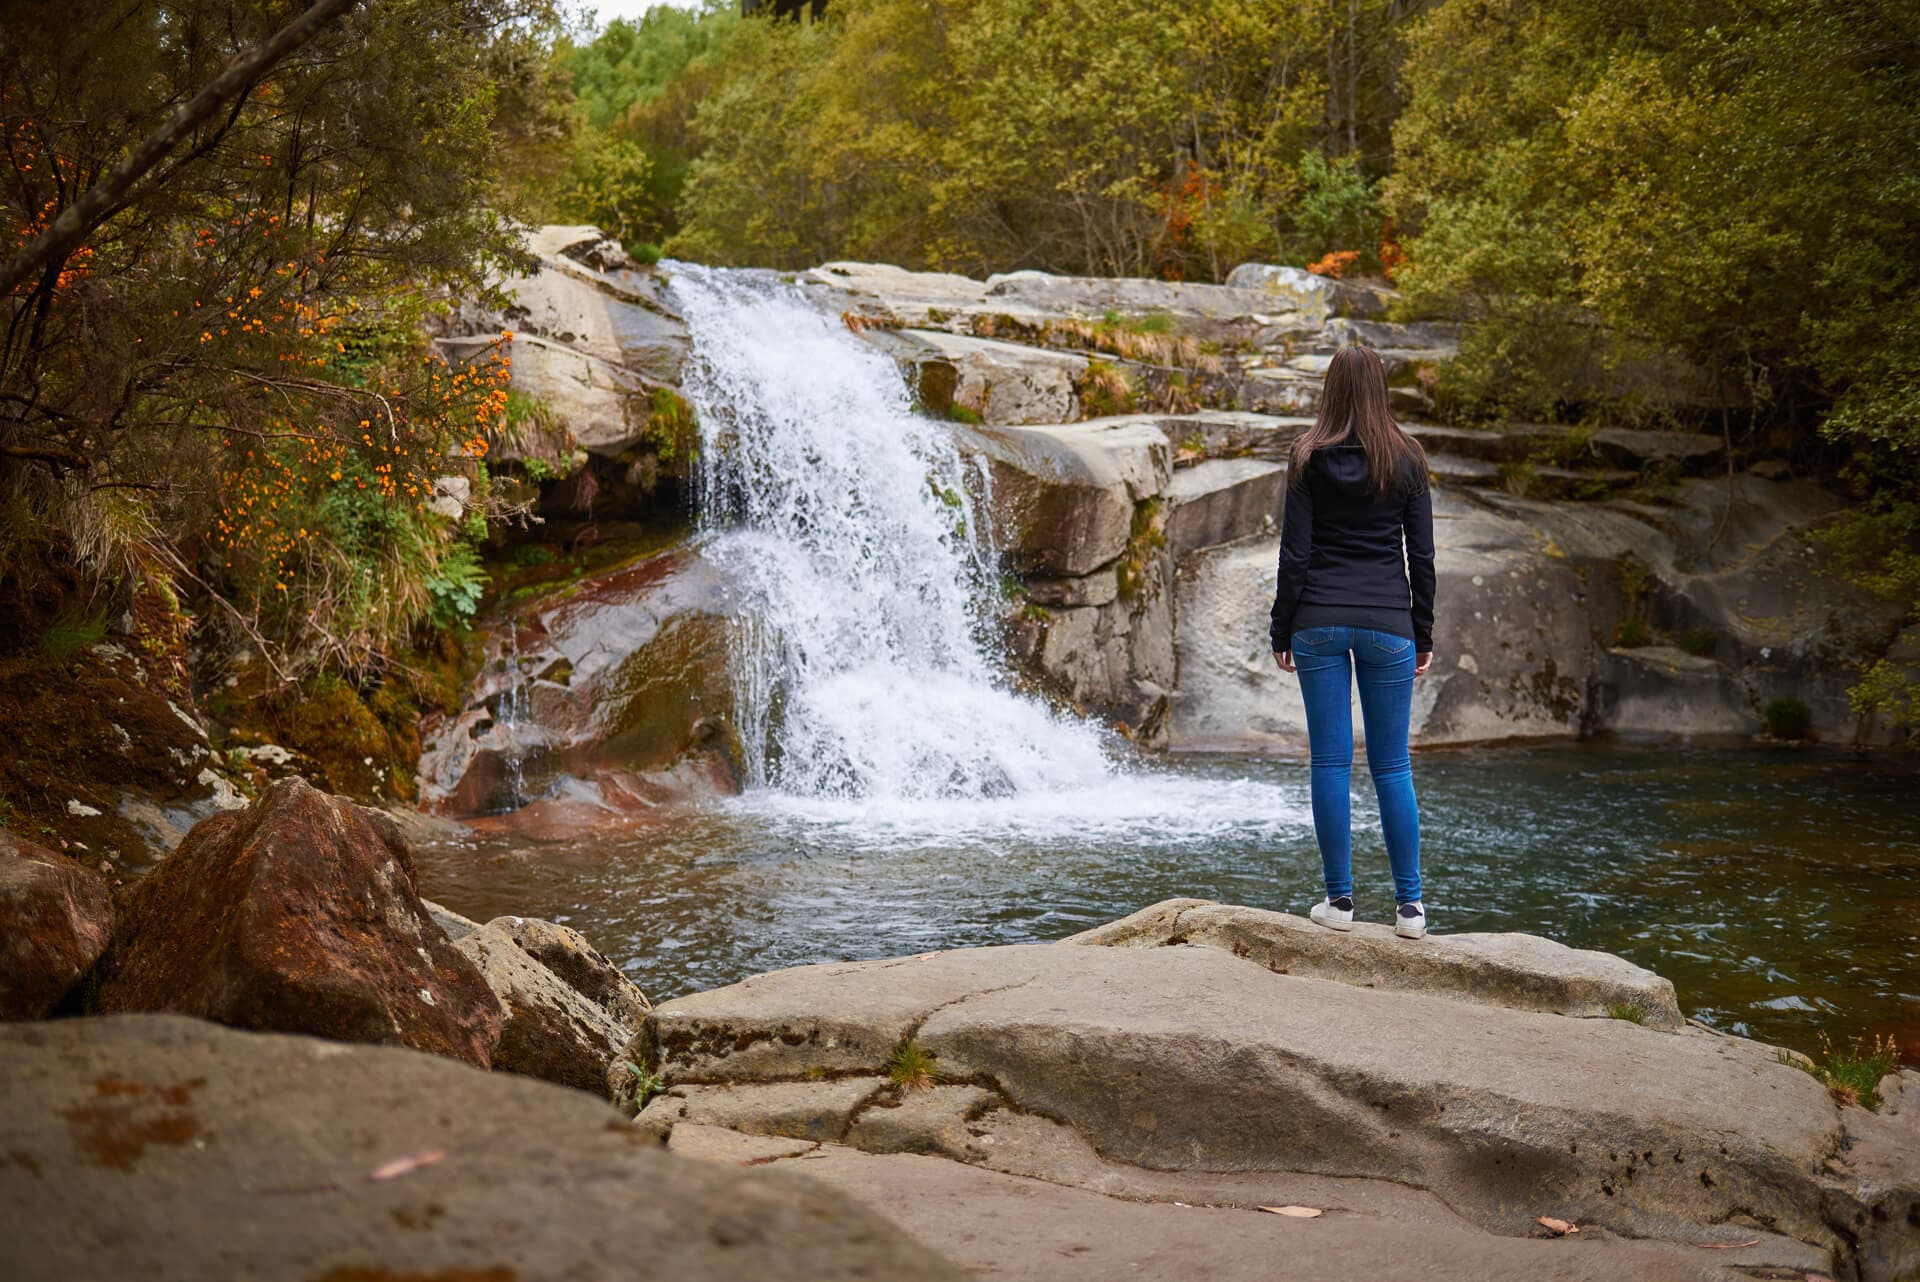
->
xmin=1 ymin=0 xmax=572 ymax=816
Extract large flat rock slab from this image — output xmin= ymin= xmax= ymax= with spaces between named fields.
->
xmin=0 ymin=1014 xmax=961 ymax=1282
xmin=634 ymin=935 xmax=1919 ymax=1276
xmin=1066 ymin=898 xmax=1685 ymax=1028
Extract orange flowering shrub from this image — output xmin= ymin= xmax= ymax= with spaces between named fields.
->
xmin=1 ymin=0 xmax=536 ymax=675
xmin=207 ymin=329 xmax=518 ymax=675
xmin=1307 ymin=249 xmax=1362 ymax=279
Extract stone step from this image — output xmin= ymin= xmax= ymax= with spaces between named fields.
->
xmin=1425 ymin=452 xmax=1502 ymax=486
xmin=1587 ymin=426 xmax=1725 ymax=474
xmin=949 ymin=416 xmax=1172 ymax=577
xmin=1162 ymin=410 xmax=1310 ymax=466
xmin=1403 ymin=422 xmax=1537 ymax=463
xmin=1523 ymin=464 xmax=1642 ymax=499
xmin=869 ymin=329 xmax=1089 ymax=426
xmin=1165 ymin=457 xmax=1285 ymax=555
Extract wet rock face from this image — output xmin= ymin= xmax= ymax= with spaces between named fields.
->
xmin=93 ymin=778 xmax=503 ymax=1067
xmin=0 ymin=1014 xmax=965 ymax=1282
xmin=0 ymin=832 xmax=114 ymax=1019
xmin=417 ymin=547 xmax=740 ymax=818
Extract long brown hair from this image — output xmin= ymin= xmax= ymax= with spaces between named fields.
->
xmin=1287 ymin=345 xmax=1426 ymax=497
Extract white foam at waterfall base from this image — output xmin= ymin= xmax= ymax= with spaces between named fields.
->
xmin=671 ymin=265 xmax=1116 ymax=802
xmin=726 ymin=770 xmax=1324 ymax=854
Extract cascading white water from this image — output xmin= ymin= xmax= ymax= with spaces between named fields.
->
xmin=669 ymin=266 xmax=1116 ymax=801
xmin=495 ymin=623 xmax=533 ymax=810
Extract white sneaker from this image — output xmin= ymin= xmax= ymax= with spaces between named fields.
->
xmin=1309 ymin=896 xmax=1355 ymax=932
xmin=1395 ymin=901 xmax=1427 ymax=939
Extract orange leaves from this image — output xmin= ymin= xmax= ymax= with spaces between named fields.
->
xmin=1308 ymin=249 xmax=1362 ymax=279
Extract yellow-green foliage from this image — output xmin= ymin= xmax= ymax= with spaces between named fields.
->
xmin=665 ymin=0 xmax=1371 ymax=279
xmin=1386 ymin=1 xmax=1920 ymax=718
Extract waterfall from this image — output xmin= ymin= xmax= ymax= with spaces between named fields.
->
xmin=668 ymin=266 xmax=1115 ymax=801
xmin=495 ymin=622 xmax=533 ymax=811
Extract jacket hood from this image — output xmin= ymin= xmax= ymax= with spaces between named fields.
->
xmin=1313 ymin=443 xmax=1379 ymax=498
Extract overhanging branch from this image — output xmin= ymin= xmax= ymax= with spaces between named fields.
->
xmin=0 ymin=0 xmax=360 ymax=299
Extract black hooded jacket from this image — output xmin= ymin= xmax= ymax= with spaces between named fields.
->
xmin=1268 ymin=443 xmax=1435 ymax=653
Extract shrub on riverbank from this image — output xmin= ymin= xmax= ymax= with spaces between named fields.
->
xmin=0 ymin=0 xmax=563 ymax=682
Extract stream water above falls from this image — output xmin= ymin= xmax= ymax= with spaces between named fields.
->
xmin=423 ymin=268 xmax=1918 ymax=1066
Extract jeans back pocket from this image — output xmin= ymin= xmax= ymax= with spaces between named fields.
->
xmin=1294 ymin=626 xmax=1339 ymax=649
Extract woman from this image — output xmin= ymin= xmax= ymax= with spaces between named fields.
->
xmin=1270 ymin=345 xmax=1435 ymax=939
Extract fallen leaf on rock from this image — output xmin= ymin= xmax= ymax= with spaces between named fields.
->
xmin=1259 ymin=1205 xmax=1324 ymax=1218
xmin=369 ymin=1148 xmax=446 ymax=1181
xmin=1697 ymin=1239 xmax=1761 ymax=1250
xmin=1535 ymin=1217 xmax=1579 ymax=1236
xmin=1806 ymin=1274 xmax=1834 ymax=1281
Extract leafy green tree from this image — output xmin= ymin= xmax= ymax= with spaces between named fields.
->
xmin=663 ymin=0 xmax=1409 ymax=279
xmin=1387 ymin=0 xmax=1920 ymax=718
xmin=0 ymin=0 xmax=559 ymax=671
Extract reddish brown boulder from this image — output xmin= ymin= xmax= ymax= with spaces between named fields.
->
xmin=93 ymin=778 xmax=502 ymax=1065
xmin=0 ymin=831 xmax=114 ymax=1018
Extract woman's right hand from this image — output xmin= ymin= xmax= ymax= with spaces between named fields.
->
xmin=1415 ymin=651 xmax=1433 ymax=676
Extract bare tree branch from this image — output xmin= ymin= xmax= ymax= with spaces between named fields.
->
xmin=0 ymin=0 xmax=361 ymax=299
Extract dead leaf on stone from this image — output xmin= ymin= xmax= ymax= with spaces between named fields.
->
xmin=1805 ymin=1274 xmax=1834 ymax=1281
xmin=369 ymin=1148 xmax=447 ymax=1181
xmin=1697 ymin=1239 xmax=1761 ymax=1250
xmin=1259 ymin=1205 xmax=1324 ymax=1218
xmin=1534 ymin=1216 xmax=1579 ymax=1235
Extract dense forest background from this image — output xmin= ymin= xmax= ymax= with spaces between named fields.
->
xmin=1 ymin=0 xmax=1916 ymax=768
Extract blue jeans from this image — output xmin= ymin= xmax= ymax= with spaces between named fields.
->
xmin=1292 ymin=625 xmax=1423 ymax=904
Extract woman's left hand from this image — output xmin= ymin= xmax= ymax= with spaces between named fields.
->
xmin=1273 ymin=650 xmax=1295 ymax=673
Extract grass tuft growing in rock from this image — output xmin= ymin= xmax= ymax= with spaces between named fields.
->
xmin=1607 ymin=1002 xmax=1649 ymax=1025
xmin=1777 ymin=1033 xmax=1899 ymax=1110
xmin=887 ymin=1040 xmax=940 ymax=1091
xmin=616 ymin=1060 xmax=668 ymax=1115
